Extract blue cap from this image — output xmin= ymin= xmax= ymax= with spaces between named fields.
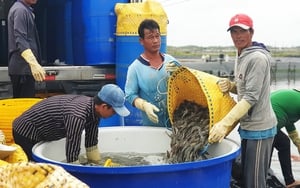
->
xmin=98 ymin=84 xmax=130 ymax=117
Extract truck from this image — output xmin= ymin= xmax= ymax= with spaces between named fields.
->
xmin=0 ymin=0 xmax=138 ymax=99
xmin=0 ymin=0 xmax=168 ymax=126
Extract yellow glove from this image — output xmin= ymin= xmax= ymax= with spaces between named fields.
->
xmin=5 ymin=143 xmax=28 ymax=163
xmin=217 ymin=78 xmax=236 ymax=94
xmin=21 ymin=49 xmax=46 ymax=82
xmin=134 ymin=98 xmax=159 ymax=124
xmin=209 ymin=99 xmax=251 ymax=143
xmin=165 ymin=61 xmax=180 ymax=73
xmin=86 ymin=145 xmax=101 ymax=164
xmin=289 ymin=130 xmax=300 ymax=154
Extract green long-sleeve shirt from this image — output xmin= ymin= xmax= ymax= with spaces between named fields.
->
xmin=271 ymin=89 xmax=300 ymax=133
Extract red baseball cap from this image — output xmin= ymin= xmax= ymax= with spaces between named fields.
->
xmin=227 ymin=13 xmax=253 ymax=31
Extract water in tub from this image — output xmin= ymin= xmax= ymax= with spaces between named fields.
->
xmin=75 ymin=152 xmax=168 ymax=166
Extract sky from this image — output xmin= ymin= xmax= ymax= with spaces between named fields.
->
xmin=156 ymin=0 xmax=300 ymax=47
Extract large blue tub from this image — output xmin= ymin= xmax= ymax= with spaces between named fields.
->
xmin=32 ymin=126 xmax=240 ymax=188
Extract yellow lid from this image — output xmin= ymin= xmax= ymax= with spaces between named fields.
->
xmin=115 ymin=0 xmax=168 ymax=36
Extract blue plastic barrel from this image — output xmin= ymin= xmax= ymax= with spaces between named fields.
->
xmin=115 ymin=36 xmax=167 ymax=126
xmin=99 ymin=114 xmax=121 ymax=127
xmin=64 ymin=0 xmax=73 ymax=65
xmin=44 ymin=0 xmax=68 ymax=64
xmin=72 ymin=0 xmax=127 ymax=65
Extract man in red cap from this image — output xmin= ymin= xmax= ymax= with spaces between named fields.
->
xmin=209 ymin=13 xmax=277 ymax=188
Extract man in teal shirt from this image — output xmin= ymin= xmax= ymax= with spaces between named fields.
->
xmin=271 ymin=88 xmax=300 ymax=188
xmin=125 ymin=19 xmax=179 ymax=127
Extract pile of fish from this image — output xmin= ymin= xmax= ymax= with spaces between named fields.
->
xmin=167 ymin=100 xmax=210 ymax=163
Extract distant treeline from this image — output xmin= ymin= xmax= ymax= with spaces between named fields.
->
xmin=167 ymin=46 xmax=300 ymax=59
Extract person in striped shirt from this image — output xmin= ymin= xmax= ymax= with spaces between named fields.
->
xmin=12 ymin=84 xmax=130 ymax=164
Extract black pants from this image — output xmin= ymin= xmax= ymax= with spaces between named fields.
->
xmin=12 ymin=129 xmax=36 ymax=161
xmin=272 ymin=130 xmax=295 ymax=185
xmin=10 ymin=75 xmax=35 ymax=98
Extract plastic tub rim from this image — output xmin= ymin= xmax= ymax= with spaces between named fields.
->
xmin=32 ymin=126 xmax=240 ymax=175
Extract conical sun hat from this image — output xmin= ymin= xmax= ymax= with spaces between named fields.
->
xmin=167 ymin=66 xmax=237 ymax=134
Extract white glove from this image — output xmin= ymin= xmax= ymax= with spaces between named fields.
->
xmin=21 ymin=49 xmax=46 ymax=82
xmin=209 ymin=99 xmax=251 ymax=143
xmin=86 ymin=145 xmax=101 ymax=164
xmin=217 ymin=78 xmax=236 ymax=93
xmin=165 ymin=61 xmax=180 ymax=73
xmin=134 ymin=98 xmax=159 ymax=124
xmin=143 ymin=102 xmax=160 ymax=123
xmin=289 ymin=130 xmax=300 ymax=154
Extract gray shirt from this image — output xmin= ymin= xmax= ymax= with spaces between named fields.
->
xmin=235 ymin=45 xmax=277 ymax=131
xmin=7 ymin=1 xmax=41 ymax=75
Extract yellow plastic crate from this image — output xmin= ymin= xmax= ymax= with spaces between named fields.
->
xmin=0 ymin=98 xmax=43 ymax=144
xmin=167 ymin=67 xmax=238 ymax=135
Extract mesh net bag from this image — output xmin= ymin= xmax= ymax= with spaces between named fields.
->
xmin=0 ymin=162 xmax=89 ymax=188
xmin=167 ymin=66 xmax=237 ymax=134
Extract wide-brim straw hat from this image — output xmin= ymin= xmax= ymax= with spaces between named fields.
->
xmin=167 ymin=66 xmax=238 ymax=135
